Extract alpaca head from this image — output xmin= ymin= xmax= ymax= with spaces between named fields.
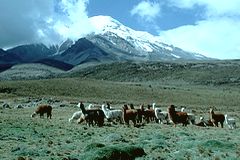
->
xmin=224 ymin=114 xmax=228 ymax=119
xmin=123 ymin=104 xmax=128 ymax=110
xmin=139 ymin=104 xmax=144 ymax=111
xmin=169 ymin=104 xmax=175 ymax=110
xmin=88 ymin=104 xmax=95 ymax=109
xmin=209 ymin=108 xmax=214 ymax=114
xmin=130 ymin=104 xmax=134 ymax=109
xmin=168 ymin=105 xmax=176 ymax=115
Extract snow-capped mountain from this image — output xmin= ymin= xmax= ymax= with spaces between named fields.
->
xmin=0 ymin=15 xmax=211 ymax=72
xmin=87 ymin=15 xmax=209 ymax=61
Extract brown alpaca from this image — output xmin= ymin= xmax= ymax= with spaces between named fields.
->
xmin=79 ymin=102 xmax=104 ymax=127
xmin=122 ymin=104 xmax=138 ymax=126
xmin=142 ymin=105 xmax=155 ymax=123
xmin=168 ymin=105 xmax=188 ymax=126
xmin=31 ymin=105 xmax=52 ymax=119
xmin=135 ymin=104 xmax=144 ymax=124
xmin=209 ymin=108 xmax=225 ymax=128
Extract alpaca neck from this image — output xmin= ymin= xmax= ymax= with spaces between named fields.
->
xmin=152 ymin=104 xmax=155 ymax=109
xmin=80 ymin=106 xmax=87 ymax=114
xmin=123 ymin=108 xmax=127 ymax=115
xmin=102 ymin=105 xmax=106 ymax=111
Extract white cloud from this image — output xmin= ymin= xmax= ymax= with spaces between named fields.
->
xmin=158 ymin=0 xmax=240 ymax=59
xmin=0 ymin=0 xmax=95 ymax=48
xmin=168 ymin=0 xmax=240 ymax=17
xmin=159 ymin=18 xmax=240 ymax=59
xmin=131 ymin=1 xmax=161 ymax=22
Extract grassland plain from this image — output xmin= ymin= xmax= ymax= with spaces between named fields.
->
xmin=0 ymin=76 xmax=240 ymax=159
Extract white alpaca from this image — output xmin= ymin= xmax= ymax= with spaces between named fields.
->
xmin=69 ymin=111 xmax=82 ymax=122
xmin=101 ymin=104 xmax=123 ymax=123
xmin=77 ymin=103 xmax=94 ymax=109
xmin=225 ymin=114 xmax=236 ymax=129
xmin=153 ymin=103 xmax=169 ymax=124
xmin=87 ymin=104 xmax=95 ymax=109
xmin=199 ymin=116 xmax=208 ymax=127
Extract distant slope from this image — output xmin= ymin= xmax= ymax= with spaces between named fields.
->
xmin=0 ymin=63 xmax=65 ymax=80
xmin=1 ymin=60 xmax=240 ymax=86
xmin=68 ymin=60 xmax=240 ymax=86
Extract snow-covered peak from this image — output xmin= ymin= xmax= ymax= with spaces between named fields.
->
xmin=89 ymin=15 xmax=157 ymax=41
xmin=90 ymin=15 xmax=122 ymax=32
xmin=88 ymin=15 xmax=209 ymax=60
xmin=89 ymin=15 xmax=167 ymax=53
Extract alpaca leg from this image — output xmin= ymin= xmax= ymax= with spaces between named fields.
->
xmin=125 ymin=119 xmax=129 ymax=125
xmin=119 ymin=117 xmax=123 ymax=124
xmin=191 ymin=119 xmax=195 ymax=125
xmin=220 ymin=122 xmax=223 ymax=128
xmin=233 ymin=123 xmax=236 ymax=129
xmin=47 ymin=113 xmax=52 ymax=119
xmin=133 ymin=119 xmax=136 ymax=126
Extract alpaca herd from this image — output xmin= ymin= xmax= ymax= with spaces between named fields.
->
xmin=30 ymin=102 xmax=237 ymax=129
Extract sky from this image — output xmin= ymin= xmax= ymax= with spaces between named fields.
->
xmin=0 ymin=0 xmax=240 ymax=59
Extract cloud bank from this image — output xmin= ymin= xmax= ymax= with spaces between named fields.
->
xmin=159 ymin=0 xmax=240 ymax=59
xmin=0 ymin=0 xmax=94 ymax=49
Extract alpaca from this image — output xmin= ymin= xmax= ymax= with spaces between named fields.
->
xmin=69 ymin=111 xmax=82 ymax=122
xmin=87 ymin=104 xmax=95 ymax=109
xmin=135 ymin=104 xmax=144 ymax=124
xmin=79 ymin=102 xmax=104 ymax=127
xmin=77 ymin=103 xmax=94 ymax=109
xmin=143 ymin=104 xmax=155 ymax=123
xmin=31 ymin=105 xmax=52 ymax=119
xmin=181 ymin=107 xmax=195 ymax=124
xmin=153 ymin=103 xmax=169 ymax=124
xmin=122 ymin=104 xmax=138 ymax=126
xmin=195 ymin=117 xmax=208 ymax=127
xmin=168 ymin=105 xmax=188 ymax=126
xmin=209 ymin=108 xmax=225 ymax=128
xmin=101 ymin=104 xmax=123 ymax=123
xmin=225 ymin=114 xmax=236 ymax=129
xmin=196 ymin=117 xmax=214 ymax=127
